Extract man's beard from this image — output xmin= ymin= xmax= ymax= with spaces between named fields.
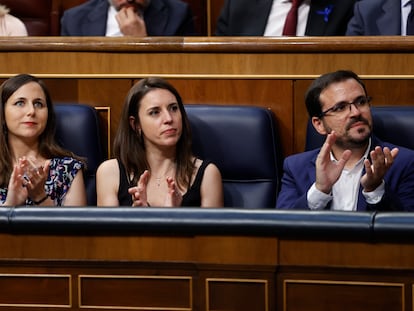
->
xmin=324 ymin=116 xmax=372 ymax=149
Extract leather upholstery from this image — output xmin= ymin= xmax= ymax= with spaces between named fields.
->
xmin=185 ymin=105 xmax=282 ymax=208
xmin=54 ymin=104 xmax=105 ymax=205
xmin=305 ymin=106 xmax=414 ymax=151
xmin=373 ymin=212 xmax=414 ymax=241
xmin=7 ymin=207 xmax=374 ymax=239
xmin=0 ymin=207 xmax=8 ymax=231
xmin=5 ymin=206 xmax=414 ymax=242
xmin=1 ymin=0 xmax=58 ymax=35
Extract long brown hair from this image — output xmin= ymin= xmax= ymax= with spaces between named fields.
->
xmin=113 ymin=77 xmax=195 ymax=189
xmin=0 ymin=74 xmax=83 ymax=187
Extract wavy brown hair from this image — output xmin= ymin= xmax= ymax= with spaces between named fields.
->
xmin=0 ymin=74 xmax=83 ymax=187
xmin=113 ymin=77 xmax=195 ymax=189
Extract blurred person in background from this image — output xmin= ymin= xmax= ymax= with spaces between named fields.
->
xmin=61 ymin=0 xmax=196 ymax=36
xmin=0 ymin=4 xmax=27 ymax=36
xmin=346 ymin=0 xmax=412 ymax=35
xmin=215 ymin=0 xmax=356 ymax=36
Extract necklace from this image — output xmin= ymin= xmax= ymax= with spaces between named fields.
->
xmin=155 ymin=177 xmax=162 ymax=187
xmin=152 ymin=165 xmax=175 ymax=188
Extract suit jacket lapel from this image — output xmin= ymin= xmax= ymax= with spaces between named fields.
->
xmin=251 ymin=0 xmax=274 ymax=35
xmin=144 ymin=0 xmax=168 ymax=36
xmin=84 ymin=0 xmax=109 ymax=35
xmin=309 ymin=154 xmax=317 ymax=186
xmin=307 ymin=0 xmax=331 ymax=35
xmin=376 ymin=0 xmax=401 ymax=35
xmin=306 ymin=0 xmax=353 ymax=35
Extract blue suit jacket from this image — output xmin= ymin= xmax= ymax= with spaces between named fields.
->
xmin=276 ymin=136 xmax=414 ymax=211
xmin=61 ymin=0 xmax=195 ymax=36
xmin=346 ymin=0 xmax=401 ymax=35
xmin=215 ymin=0 xmax=356 ymax=36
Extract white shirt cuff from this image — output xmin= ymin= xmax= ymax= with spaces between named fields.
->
xmin=362 ymin=180 xmax=385 ymax=204
xmin=307 ymin=183 xmax=333 ymax=210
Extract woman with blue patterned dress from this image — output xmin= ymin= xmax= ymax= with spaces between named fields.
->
xmin=0 ymin=74 xmax=87 ymax=206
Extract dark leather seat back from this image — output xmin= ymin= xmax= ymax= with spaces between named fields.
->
xmin=305 ymin=106 xmax=414 ymax=151
xmin=1 ymin=0 xmax=58 ymax=35
xmin=185 ymin=105 xmax=282 ymax=208
xmin=54 ymin=104 xmax=105 ymax=205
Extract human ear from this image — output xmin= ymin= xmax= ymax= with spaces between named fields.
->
xmin=129 ymin=116 xmax=139 ymax=132
xmin=311 ymin=116 xmax=328 ymax=135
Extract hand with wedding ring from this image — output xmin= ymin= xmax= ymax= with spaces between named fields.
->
xmin=19 ymin=157 xmax=51 ymax=204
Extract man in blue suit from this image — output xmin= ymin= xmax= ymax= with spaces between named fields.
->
xmin=347 ymin=0 xmax=410 ymax=35
xmin=276 ymin=70 xmax=414 ymax=211
xmin=215 ymin=0 xmax=356 ymax=36
xmin=61 ymin=0 xmax=195 ymax=36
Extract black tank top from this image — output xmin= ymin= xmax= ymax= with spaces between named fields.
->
xmin=117 ymin=159 xmax=210 ymax=207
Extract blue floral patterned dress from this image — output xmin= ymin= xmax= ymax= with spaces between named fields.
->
xmin=0 ymin=157 xmax=83 ymax=206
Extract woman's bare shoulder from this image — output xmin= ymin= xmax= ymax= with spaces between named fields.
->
xmin=97 ymin=158 xmax=119 ymax=175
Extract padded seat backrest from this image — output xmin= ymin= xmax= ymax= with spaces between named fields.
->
xmin=54 ymin=104 xmax=105 ymax=205
xmin=1 ymin=0 xmax=57 ymax=35
xmin=185 ymin=104 xmax=282 ymax=208
xmin=305 ymin=106 xmax=414 ymax=151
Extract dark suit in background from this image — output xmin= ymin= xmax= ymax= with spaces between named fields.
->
xmin=346 ymin=0 xmax=401 ymax=35
xmin=61 ymin=0 xmax=196 ymax=36
xmin=215 ymin=0 xmax=356 ymax=36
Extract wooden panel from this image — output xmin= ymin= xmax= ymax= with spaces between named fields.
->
xmin=293 ymin=79 xmax=312 ymax=153
xmin=207 ymin=278 xmax=268 ymax=311
xmin=0 ymin=234 xmax=278 ymax=265
xmin=194 ymin=236 xmax=278 ymax=265
xmin=2 ymin=233 xmax=414 ymax=310
xmin=3 ymin=36 xmax=414 ymax=156
xmin=364 ymin=80 xmax=414 ymax=105
xmin=79 ymin=275 xmax=192 ymax=309
xmin=43 ymin=78 xmax=293 ymax=156
xmin=283 ymin=279 xmax=403 ymax=311
xmin=58 ymin=0 xmax=208 ymax=35
xmin=0 ymin=274 xmax=71 ymax=307
xmin=77 ymin=79 xmax=132 ymax=149
xmin=42 ymin=78 xmax=131 ymax=156
xmin=1 ymin=37 xmax=413 ymax=77
xmin=0 ymin=235 xmax=195 ymax=262
xmin=279 ymin=240 xmax=414 ymax=269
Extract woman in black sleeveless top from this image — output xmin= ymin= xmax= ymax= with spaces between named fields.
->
xmin=96 ymin=77 xmax=223 ymax=207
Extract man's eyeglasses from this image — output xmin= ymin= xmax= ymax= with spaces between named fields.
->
xmin=319 ymin=96 xmax=372 ymax=118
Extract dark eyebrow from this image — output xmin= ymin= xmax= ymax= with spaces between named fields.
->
xmin=333 ymin=95 xmax=366 ymax=107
